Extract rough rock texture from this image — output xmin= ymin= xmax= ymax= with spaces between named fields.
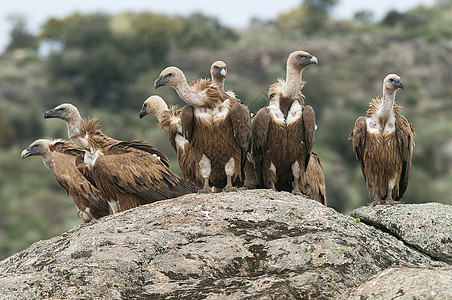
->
xmin=351 ymin=203 xmax=452 ymax=264
xmin=0 ymin=190 xmax=447 ymax=299
xmin=346 ymin=267 xmax=452 ymax=299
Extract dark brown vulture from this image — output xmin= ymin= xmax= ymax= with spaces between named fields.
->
xmin=252 ymin=50 xmax=318 ymax=194
xmin=139 ymin=95 xmax=204 ymax=188
xmin=21 ymin=139 xmax=110 ymax=223
xmin=349 ymin=74 xmax=415 ymax=205
xmin=154 ymin=66 xmax=252 ymax=192
xmin=45 ymin=103 xmax=197 ymax=211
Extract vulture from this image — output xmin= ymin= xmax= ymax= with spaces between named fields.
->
xmin=210 ymin=60 xmax=258 ymax=188
xmin=21 ymin=139 xmax=110 ymax=223
xmin=45 ymin=103 xmax=196 ymax=212
xmin=252 ymin=50 xmax=318 ymax=193
xmin=349 ymin=74 xmax=415 ymax=205
xmin=210 ymin=60 xmax=236 ymax=98
xmin=154 ymin=66 xmax=252 ymax=192
xmin=139 ymin=95 xmax=204 ymax=188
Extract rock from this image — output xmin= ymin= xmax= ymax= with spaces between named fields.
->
xmin=350 ymin=203 xmax=452 ymax=264
xmin=0 ymin=190 xmax=447 ymax=299
xmin=346 ymin=267 xmax=452 ymax=299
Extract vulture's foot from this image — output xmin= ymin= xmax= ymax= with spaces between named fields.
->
xmin=198 ymin=187 xmax=213 ymax=194
xmin=367 ymin=200 xmax=383 ymax=206
xmin=223 ymin=186 xmax=238 ymax=192
xmin=291 ymin=188 xmax=304 ymax=196
xmin=382 ymin=198 xmax=403 ymax=205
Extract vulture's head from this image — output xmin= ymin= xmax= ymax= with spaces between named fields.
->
xmin=21 ymin=139 xmax=51 ymax=159
xmin=154 ymin=67 xmax=186 ymax=89
xmin=383 ymin=74 xmax=404 ymax=92
xmin=44 ymin=103 xmax=80 ymax=122
xmin=139 ymin=95 xmax=168 ymax=119
xmin=288 ymin=50 xmax=318 ymax=72
xmin=210 ymin=60 xmax=227 ymax=80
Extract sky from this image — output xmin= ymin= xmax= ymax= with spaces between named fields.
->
xmin=0 ymin=0 xmax=435 ymax=52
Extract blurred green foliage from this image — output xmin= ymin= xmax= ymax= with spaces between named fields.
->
xmin=1 ymin=1 xmax=452 ymax=260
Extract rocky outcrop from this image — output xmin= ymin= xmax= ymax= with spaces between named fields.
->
xmin=351 ymin=203 xmax=452 ymax=264
xmin=346 ymin=267 xmax=452 ymax=299
xmin=0 ymin=190 xmax=448 ymax=299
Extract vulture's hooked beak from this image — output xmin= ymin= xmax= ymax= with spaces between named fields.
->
xmin=219 ymin=68 xmax=227 ymax=78
xmin=138 ymin=108 xmax=147 ymax=119
xmin=44 ymin=108 xmax=57 ymax=119
xmin=21 ymin=148 xmax=31 ymax=159
xmin=397 ymin=80 xmax=404 ymax=90
xmin=154 ymin=76 xmax=164 ymax=89
xmin=309 ymin=55 xmax=318 ymax=65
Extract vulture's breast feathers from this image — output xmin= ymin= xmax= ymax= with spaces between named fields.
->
xmin=365 ymin=98 xmax=401 ymax=135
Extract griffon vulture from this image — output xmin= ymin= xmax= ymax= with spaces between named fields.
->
xmin=154 ymin=66 xmax=252 ymax=192
xmin=210 ymin=60 xmax=236 ymax=98
xmin=349 ymin=74 xmax=415 ymax=205
xmin=45 ymin=103 xmax=196 ymax=211
xmin=139 ymin=95 xmax=204 ymax=188
xmin=252 ymin=50 xmax=318 ymax=193
xmin=21 ymin=139 xmax=110 ymax=223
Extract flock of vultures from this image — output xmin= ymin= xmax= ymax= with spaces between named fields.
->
xmin=21 ymin=50 xmax=415 ymax=224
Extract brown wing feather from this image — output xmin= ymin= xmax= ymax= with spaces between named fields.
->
xmin=181 ymin=105 xmax=195 ymax=142
xmin=349 ymin=116 xmax=368 ymax=181
xmin=251 ymin=107 xmax=271 ymax=187
xmin=301 ymin=105 xmax=316 ymax=171
xmin=51 ymin=151 xmax=110 ymax=220
xmin=230 ymin=100 xmax=252 ymax=179
xmin=89 ymin=147 xmax=196 ymax=205
xmin=395 ymin=115 xmax=415 ymax=200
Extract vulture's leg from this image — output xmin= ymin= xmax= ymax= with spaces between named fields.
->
xmin=291 ymin=161 xmax=303 ymax=195
xmin=223 ymin=157 xmax=237 ymax=192
xmin=382 ymin=178 xmax=402 ymax=205
xmin=268 ymin=162 xmax=278 ymax=191
xmin=108 ymin=199 xmax=119 ymax=214
xmin=198 ymin=154 xmax=212 ymax=193
xmin=368 ymin=188 xmax=381 ymax=206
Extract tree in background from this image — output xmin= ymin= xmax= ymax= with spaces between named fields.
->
xmin=5 ymin=15 xmax=37 ymax=51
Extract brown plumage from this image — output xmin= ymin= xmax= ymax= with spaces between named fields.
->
xmin=139 ymin=95 xmax=204 ymax=188
xmin=21 ymin=139 xmax=110 ymax=223
xmin=155 ymin=66 xmax=252 ymax=192
xmin=73 ymin=118 xmax=197 ymax=212
xmin=299 ymin=152 xmax=327 ymax=205
xmin=349 ymin=74 xmax=415 ymax=205
xmin=252 ymin=50 xmax=318 ymax=193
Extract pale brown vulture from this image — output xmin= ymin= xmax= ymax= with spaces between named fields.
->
xmin=210 ymin=60 xmax=236 ymax=98
xmin=252 ymin=50 xmax=318 ymax=193
xmin=349 ymin=74 xmax=415 ymax=205
xmin=21 ymin=139 xmax=110 ymax=223
xmin=154 ymin=66 xmax=252 ymax=192
xmin=139 ymin=95 xmax=204 ymax=188
xmin=45 ymin=103 xmax=197 ymax=212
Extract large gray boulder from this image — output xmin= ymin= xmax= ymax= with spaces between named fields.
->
xmin=351 ymin=203 xmax=452 ymax=264
xmin=346 ymin=267 xmax=452 ymax=299
xmin=0 ymin=190 xmax=447 ymax=299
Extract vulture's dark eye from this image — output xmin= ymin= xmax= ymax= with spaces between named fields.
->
xmin=167 ymin=73 xmax=173 ymax=78
xmin=58 ymin=107 xmax=67 ymax=112
xmin=214 ymin=66 xmax=219 ymax=70
xmin=298 ymin=54 xmax=306 ymax=59
xmin=144 ymin=103 xmax=148 ymax=108
xmin=389 ymin=78 xmax=395 ymax=83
